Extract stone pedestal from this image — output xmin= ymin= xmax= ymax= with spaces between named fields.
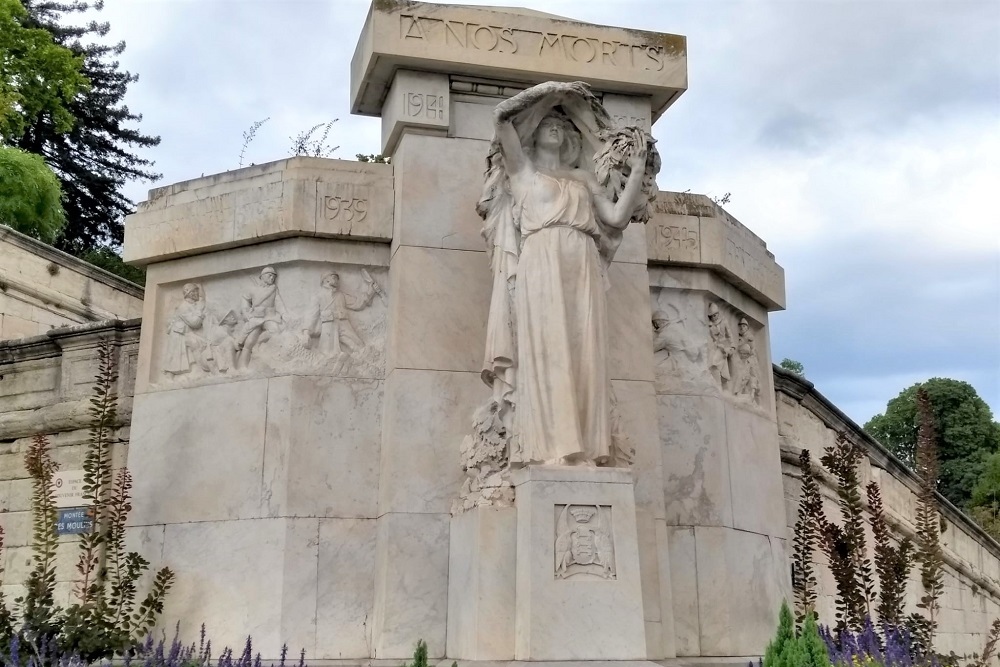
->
xmin=512 ymin=466 xmax=647 ymax=661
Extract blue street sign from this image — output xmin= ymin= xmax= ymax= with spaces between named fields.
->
xmin=56 ymin=507 xmax=94 ymax=536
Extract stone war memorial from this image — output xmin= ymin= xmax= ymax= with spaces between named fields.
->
xmin=2 ymin=0 xmax=997 ymax=663
xmin=118 ymin=1 xmax=789 ymax=661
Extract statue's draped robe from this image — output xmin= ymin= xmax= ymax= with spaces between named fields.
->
xmin=512 ymin=171 xmax=610 ymax=462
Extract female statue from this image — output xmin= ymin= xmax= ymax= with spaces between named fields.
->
xmin=475 ymin=81 xmax=659 ymax=467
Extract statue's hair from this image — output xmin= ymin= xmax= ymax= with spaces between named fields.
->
xmin=528 ymin=109 xmax=583 ymax=168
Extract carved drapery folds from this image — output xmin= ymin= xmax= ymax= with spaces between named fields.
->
xmin=455 ymin=81 xmax=658 ymax=513
xmin=154 ymin=264 xmax=387 ymax=386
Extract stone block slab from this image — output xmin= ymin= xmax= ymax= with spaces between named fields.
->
xmin=386 ymin=246 xmax=491 ymax=374
xmin=158 ymin=518 xmax=319 ymax=660
xmin=512 ymin=466 xmax=646 ymax=660
xmin=391 ymin=134 xmax=489 ymax=254
xmin=263 ymin=376 xmax=383 ymax=519
xmin=379 ymin=369 xmax=487 ymax=515
xmin=695 ymin=526 xmax=784 ymax=656
xmin=371 ymin=512 xmax=450 ymax=659
xmin=447 ymin=506 xmax=517 ymax=660
xmin=658 ymin=394 xmax=733 ymax=528
xmin=351 ymin=2 xmax=687 ymax=119
xmin=725 ymin=402 xmax=786 ymax=539
xmin=128 ymin=379 xmax=268 ymax=525
xmin=125 ymin=158 xmax=392 ymax=265
xmin=316 ymin=518 xmax=378 ymax=659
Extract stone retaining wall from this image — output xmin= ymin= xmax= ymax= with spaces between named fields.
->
xmin=776 ymin=367 xmax=1000 ymax=656
xmin=0 ymin=320 xmax=139 ymax=603
xmin=0 ymin=225 xmax=143 ymax=340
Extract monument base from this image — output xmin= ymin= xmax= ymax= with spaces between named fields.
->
xmin=512 ymin=465 xmax=647 ymax=661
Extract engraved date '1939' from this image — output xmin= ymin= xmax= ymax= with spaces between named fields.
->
xmin=324 ymin=196 xmax=368 ymax=223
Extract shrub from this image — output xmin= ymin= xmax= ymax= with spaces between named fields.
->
xmin=764 ymin=601 xmax=831 ymax=667
xmin=0 ymin=341 xmax=173 ymax=659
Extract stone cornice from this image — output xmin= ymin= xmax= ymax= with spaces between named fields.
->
xmin=0 ymin=319 xmax=141 ymax=364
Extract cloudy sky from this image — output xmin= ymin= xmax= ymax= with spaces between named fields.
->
xmin=92 ymin=0 xmax=999 ymax=426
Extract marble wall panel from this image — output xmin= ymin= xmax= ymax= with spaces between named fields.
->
xmin=371 ymin=512 xmax=450 ymax=659
xmin=658 ymin=394 xmax=733 ymax=528
xmin=316 ymin=518 xmax=378 ymax=659
xmin=391 ymin=134 xmax=490 ymax=254
xmin=695 ymin=526 xmax=783 ymax=656
xmin=608 ymin=262 xmax=656 ymax=383
xmin=263 ymin=375 xmax=383 ymax=519
xmin=128 ymin=379 xmax=268 ymax=526
xmin=727 ymin=402 xmax=786 ymax=538
xmin=379 ymin=369 xmax=487 ymax=515
xmin=613 ymin=379 xmax=665 ymax=519
xmin=158 ymin=518 xmax=318 ymax=660
xmin=666 ymin=525 xmax=699 ymax=656
xmin=385 ymin=246 xmax=491 ymax=374
xmin=447 ymin=507 xmax=517 ymax=660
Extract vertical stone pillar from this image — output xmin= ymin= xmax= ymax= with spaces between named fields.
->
xmin=369 ymin=72 xmax=492 ymax=658
xmin=123 ymin=158 xmax=394 ymax=660
xmin=646 ymin=195 xmax=792 ymax=657
xmin=352 ymin=2 xmax=688 ymax=660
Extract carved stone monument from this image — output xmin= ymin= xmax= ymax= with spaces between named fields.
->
xmin=123 ymin=1 xmax=789 ymax=663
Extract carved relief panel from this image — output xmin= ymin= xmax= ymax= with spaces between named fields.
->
xmin=554 ymin=504 xmax=616 ymax=580
xmin=650 ymin=287 xmax=769 ymax=411
xmin=151 ymin=262 xmax=388 ymax=388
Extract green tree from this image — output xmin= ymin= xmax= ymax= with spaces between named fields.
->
xmin=780 ymin=358 xmax=805 ymax=376
xmin=864 ymin=378 xmax=1000 ymax=507
xmin=764 ymin=602 xmax=795 ymax=667
xmin=0 ymin=0 xmax=86 ymax=142
xmin=14 ymin=0 xmax=160 ymax=252
xmin=0 ymin=145 xmax=65 ymax=241
xmin=967 ymin=452 xmax=1000 ymax=540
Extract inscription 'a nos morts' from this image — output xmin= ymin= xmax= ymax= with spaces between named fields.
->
xmin=400 ymin=14 xmax=669 ymax=72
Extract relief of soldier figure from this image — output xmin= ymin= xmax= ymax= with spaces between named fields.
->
xmin=158 ymin=264 xmax=386 ymax=383
xmin=649 ymin=293 xmax=763 ymax=406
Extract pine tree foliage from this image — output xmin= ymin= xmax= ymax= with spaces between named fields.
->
xmin=913 ymin=388 xmax=944 ymax=642
xmin=867 ymin=481 xmax=913 ymax=625
xmin=764 ymin=602 xmax=795 ymax=667
xmin=798 ymin=613 xmax=831 ymax=667
xmin=764 ymin=601 xmax=831 ymax=667
xmin=14 ymin=0 xmax=161 ymax=251
xmin=793 ymin=449 xmax=822 ymax=623
xmin=819 ymin=434 xmax=875 ymax=632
